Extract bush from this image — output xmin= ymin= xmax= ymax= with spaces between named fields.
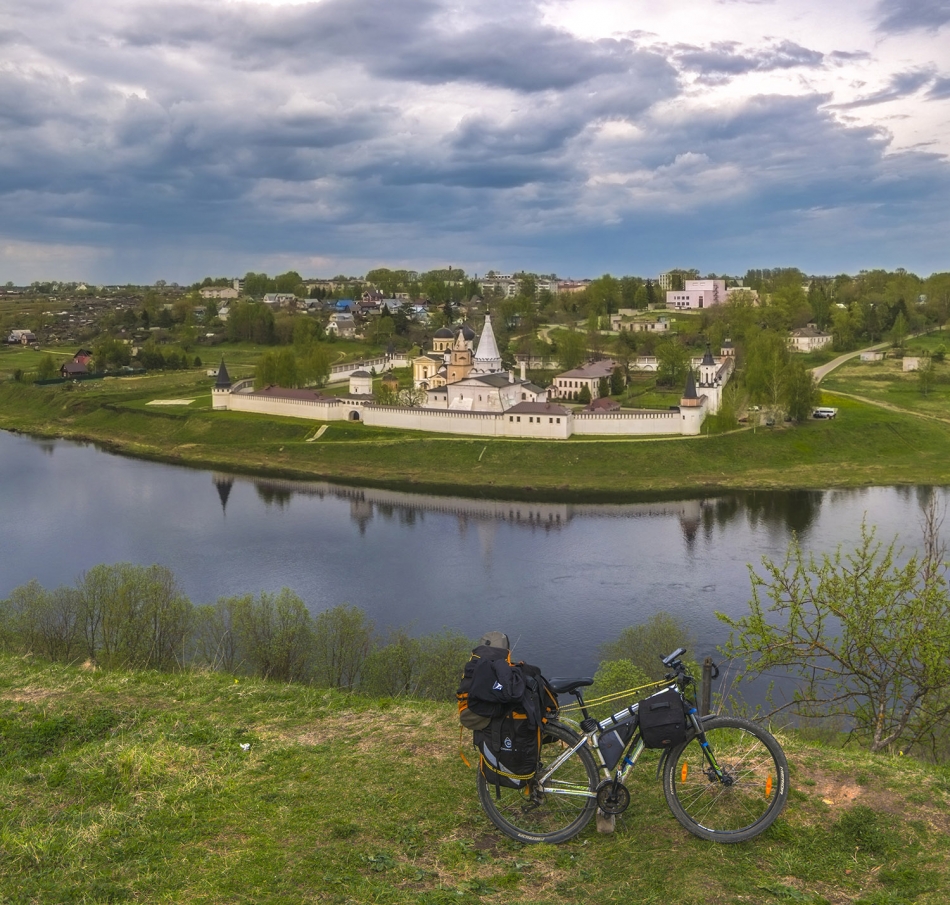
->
xmin=599 ymin=612 xmax=697 ymax=682
xmin=360 ymin=629 xmax=470 ymax=699
xmin=312 ymin=605 xmax=374 ymax=689
xmin=232 ymin=589 xmax=314 ymax=683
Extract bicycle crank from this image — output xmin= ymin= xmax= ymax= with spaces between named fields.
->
xmin=595 ymin=779 xmax=630 ymax=815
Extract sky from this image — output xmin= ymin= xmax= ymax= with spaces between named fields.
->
xmin=1 ymin=0 xmax=949 ymax=284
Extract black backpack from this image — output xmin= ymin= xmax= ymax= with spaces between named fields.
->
xmin=457 ymin=644 xmax=523 ymax=729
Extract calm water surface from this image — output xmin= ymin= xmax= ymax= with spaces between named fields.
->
xmin=1 ymin=430 xmax=945 ymax=677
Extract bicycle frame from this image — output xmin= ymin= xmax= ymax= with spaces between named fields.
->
xmin=540 ymin=656 xmax=727 ymax=800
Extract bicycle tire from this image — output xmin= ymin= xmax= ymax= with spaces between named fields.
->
xmin=663 ymin=715 xmax=789 ymax=843
xmin=477 ymin=719 xmax=598 ymax=844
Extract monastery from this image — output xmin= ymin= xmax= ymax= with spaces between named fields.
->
xmin=213 ymin=317 xmax=732 ymax=439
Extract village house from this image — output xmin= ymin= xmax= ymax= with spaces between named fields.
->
xmin=789 ymin=324 xmax=833 ymax=352
xmin=550 ymin=359 xmax=620 ymax=401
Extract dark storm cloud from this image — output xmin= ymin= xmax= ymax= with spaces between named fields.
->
xmin=2 ymin=0 xmax=950 ymax=280
xmin=111 ymin=0 xmax=666 ymax=94
xmin=875 ymin=0 xmax=950 ymax=32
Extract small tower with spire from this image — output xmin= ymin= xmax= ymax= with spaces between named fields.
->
xmin=212 ymin=359 xmax=232 ymax=410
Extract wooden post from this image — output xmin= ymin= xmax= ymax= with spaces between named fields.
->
xmin=701 ymin=657 xmax=714 ymax=716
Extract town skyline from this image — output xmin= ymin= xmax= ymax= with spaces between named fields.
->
xmin=2 ymin=0 xmax=948 ymax=284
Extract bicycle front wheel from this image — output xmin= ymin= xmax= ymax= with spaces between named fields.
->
xmin=663 ymin=715 xmax=789 ymax=843
xmin=477 ymin=720 xmax=598 ymax=844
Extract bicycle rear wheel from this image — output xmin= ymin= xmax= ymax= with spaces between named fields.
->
xmin=663 ymin=715 xmax=789 ymax=843
xmin=477 ymin=720 xmax=598 ymax=844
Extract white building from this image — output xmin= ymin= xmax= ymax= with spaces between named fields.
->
xmin=550 ymin=360 xmax=619 ymax=401
xmin=666 ymin=279 xmax=726 ymax=311
xmin=789 ymin=324 xmax=832 ymax=352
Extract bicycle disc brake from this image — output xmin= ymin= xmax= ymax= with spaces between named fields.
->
xmin=595 ymin=779 xmax=630 ymax=815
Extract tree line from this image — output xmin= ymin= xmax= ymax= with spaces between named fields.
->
xmin=0 ymin=564 xmax=471 ymax=701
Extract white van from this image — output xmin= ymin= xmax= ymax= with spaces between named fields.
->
xmin=813 ymin=407 xmax=838 ymax=419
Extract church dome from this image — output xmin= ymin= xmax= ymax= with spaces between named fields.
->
xmin=433 ymin=327 xmax=454 ymax=339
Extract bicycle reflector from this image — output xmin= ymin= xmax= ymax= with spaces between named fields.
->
xmin=765 ymin=775 xmax=773 ymax=797
xmin=681 ymin=762 xmax=688 ymax=782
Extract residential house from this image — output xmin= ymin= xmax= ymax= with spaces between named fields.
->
xmin=789 ymin=324 xmax=832 ymax=352
xmin=327 ymin=312 xmax=356 ymax=337
xmin=550 ymin=359 xmax=620 ymax=400
xmin=60 ymin=361 xmax=88 ymax=379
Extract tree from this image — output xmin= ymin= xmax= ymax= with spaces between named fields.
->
xmin=719 ymin=506 xmax=950 ymax=755
xmin=655 ymin=340 xmax=690 ymax=388
xmin=890 ymin=311 xmax=908 ymax=349
xmin=557 ymin=329 xmax=587 ymax=371
xmin=312 ymin=604 xmax=374 ymax=688
xmin=597 ymin=376 xmax=610 ymax=399
xmin=36 ymin=354 xmax=57 ymax=381
xmin=610 ymin=365 xmax=626 ymax=396
xmin=783 ymin=357 xmax=820 ymax=422
xmin=577 ymin=385 xmax=592 ymax=404
xmin=600 ymin=612 xmax=697 ymax=683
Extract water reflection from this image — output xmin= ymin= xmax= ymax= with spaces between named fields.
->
xmin=228 ymin=475 xmax=836 ymax=542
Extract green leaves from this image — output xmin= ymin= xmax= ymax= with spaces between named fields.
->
xmin=720 ymin=509 xmax=950 ymax=755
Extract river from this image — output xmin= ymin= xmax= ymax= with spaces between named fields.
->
xmin=1 ymin=429 xmax=945 ymax=680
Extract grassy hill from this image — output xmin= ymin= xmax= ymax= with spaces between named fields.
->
xmin=2 ymin=655 xmax=948 ymax=904
xmin=2 ymin=373 xmax=950 ymax=499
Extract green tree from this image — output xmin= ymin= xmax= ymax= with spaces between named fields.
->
xmin=36 ymin=354 xmax=57 ymax=381
xmin=719 ymin=506 xmax=950 ymax=755
xmin=655 ymin=340 xmax=691 ymax=388
xmin=597 ymin=376 xmax=610 ymax=399
xmin=557 ymin=329 xmax=587 ymax=371
xmin=610 ymin=365 xmax=626 ymax=395
xmin=233 ymin=589 xmax=314 ymax=682
xmin=891 ymin=311 xmax=908 ymax=349
xmin=312 ymin=605 xmax=374 ymax=688
xmin=600 ymin=612 xmax=697 ymax=683
xmin=783 ymin=357 xmax=820 ymax=422
xmin=577 ymin=385 xmax=592 ymax=404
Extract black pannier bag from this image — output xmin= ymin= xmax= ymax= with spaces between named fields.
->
xmin=474 ymin=709 xmax=540 ymax=794
xmin=637 ymin=688 xmax=687 ymax=749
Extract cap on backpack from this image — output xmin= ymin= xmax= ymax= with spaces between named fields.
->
xmin=479 ymin=631 xmax=510 ymax=650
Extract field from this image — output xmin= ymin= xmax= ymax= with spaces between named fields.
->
xmin=1 ymin=655 xmax=948 ymax=905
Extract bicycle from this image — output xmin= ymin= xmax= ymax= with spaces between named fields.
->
xmin=476 ymin=647 xmax=789 ymax=844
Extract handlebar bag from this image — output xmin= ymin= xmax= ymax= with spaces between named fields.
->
xmin=637 ymin=689 xmax=687 ymax=749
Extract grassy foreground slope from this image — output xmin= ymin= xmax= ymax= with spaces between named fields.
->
xmin=2 ymin=656 xmax=949 ymax=905
xmin=2 ymin=378 xmax=950 ymax=498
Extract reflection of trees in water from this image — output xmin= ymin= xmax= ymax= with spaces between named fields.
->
xmin=743 ymin=490 xmax=823 ymax=537
xmin=255 ymin=485 xmax=292 ymax=508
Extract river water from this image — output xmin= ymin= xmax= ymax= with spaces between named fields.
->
xmin=1 ymin=430 xmax=945 ymax=680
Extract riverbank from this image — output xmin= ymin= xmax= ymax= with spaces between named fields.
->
xmin=2 ymin=379 xmax=950 ymax=500
xmin=2 ymin=654 xmax=948 ymax=904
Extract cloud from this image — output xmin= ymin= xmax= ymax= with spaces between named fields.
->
xmin=0 ymin=0 xmax=949 ymax=282
xmin=927 ymin=75 xmax=950 ymax=98
xmin=875 ymin=0 xmax=950 ymax=33
xmin=675 ymin=39 xmax=825 ymax=80
xmin=830 ymin=68 xmax=936 ymax=108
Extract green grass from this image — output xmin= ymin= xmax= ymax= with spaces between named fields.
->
xmin=1 ymin=654 xmax=948 ymax=904
xmin=2 ymin=370 xmax=950 ymax=498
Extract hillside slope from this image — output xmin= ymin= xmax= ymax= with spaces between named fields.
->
xmin=1 ymin=655 xmax=948 ymax=904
